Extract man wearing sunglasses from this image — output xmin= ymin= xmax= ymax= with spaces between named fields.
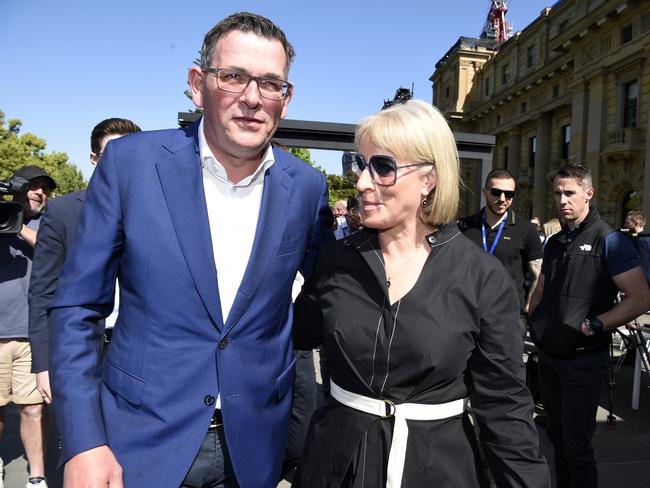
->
xmin=459 ymin=169 xmax=543 ymax=324
xmin=48 ymin=12 xmax=332 ymax=488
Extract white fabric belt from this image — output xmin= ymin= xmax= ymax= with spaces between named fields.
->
xmin=330 ymin=380 xmax=468 ymax=488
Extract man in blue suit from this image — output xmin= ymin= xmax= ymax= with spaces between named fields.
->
xmin=49 ymin=12 xmax=333 ymax=488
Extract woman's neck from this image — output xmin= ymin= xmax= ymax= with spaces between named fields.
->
xmin=377 ymin=219 xmax=433 ymax=255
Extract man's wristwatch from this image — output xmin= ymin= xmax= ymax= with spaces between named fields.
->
xmin=581 ymin=317 xmax=605 ymax=336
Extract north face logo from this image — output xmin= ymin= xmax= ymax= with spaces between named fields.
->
xmin=579 ymin=244 xmax=592 ymax=251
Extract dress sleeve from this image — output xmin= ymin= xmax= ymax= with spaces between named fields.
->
xmin=293 ymin=248 xmax=329 ymax=350
xmin=467 ymin=263 xmax=551 ymax=487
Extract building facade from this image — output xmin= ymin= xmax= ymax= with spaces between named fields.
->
xmin=432 ymin=0 xmax=650 ymax=226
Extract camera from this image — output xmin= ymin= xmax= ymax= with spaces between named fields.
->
xmin=0 ymin=176 xmax=29 ymax=234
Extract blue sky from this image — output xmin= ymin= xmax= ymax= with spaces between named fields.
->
xmin=1 ymin=0 xmax=552 ymax=179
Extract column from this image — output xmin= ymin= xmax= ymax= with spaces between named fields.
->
xmin=533 ymin=113 xmax=551 ymax=219
xmin=568 ymin=78 xmax=588 ymax=163
xmin=584 ymin=71 xmax=606 ymax=208
xmin=507 ymin=129 xmax=522 ymax=179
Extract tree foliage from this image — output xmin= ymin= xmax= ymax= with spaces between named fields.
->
xmin=0 ymin=111 xmax=86 ymax=196
xmin=288 ymin=147 xmax=356 ymax=207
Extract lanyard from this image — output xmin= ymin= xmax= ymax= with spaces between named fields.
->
xmin=481 ymin=210 xmax=507 ymax=255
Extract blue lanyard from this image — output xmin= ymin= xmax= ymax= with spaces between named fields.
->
xmin=481 ymin=210 xmax=507 ymax=255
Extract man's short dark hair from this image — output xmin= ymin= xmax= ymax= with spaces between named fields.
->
xmin=554 ymin=164 xmax=593 ymax=188
xmin=484 ymin=168 xmax=514 ymax=187
xmin=627 ymin=210 xmax=646 ymax=228
xmin=199 ymin=12 xmax=295 ymax=76
xmin=347 ymin=196 xmax=359 ymax=211
xmin=91 ymin=118 xmax=141 ymax=155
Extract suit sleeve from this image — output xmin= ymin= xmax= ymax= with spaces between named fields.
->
xmin=28 ymin=203 xmax=67 ymax=373
xmin=299 ymin=173 xmax=334 ymax=280
xmin=467 ymin=262 xmax=551 ymax=487
xmin=49 ymin=148 xmax=123 ymax=464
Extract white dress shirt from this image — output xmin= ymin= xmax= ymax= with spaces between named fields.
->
xmin=198 ymin=118 xmax=275 ymax=325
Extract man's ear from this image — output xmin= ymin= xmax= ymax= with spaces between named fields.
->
xmin=188 ymin=67 xmax=205 ymax=109
xmin=280 ymin=84 xmax=294 ymax=120
xmin=585 ymin=186 xmax=594 ymax=202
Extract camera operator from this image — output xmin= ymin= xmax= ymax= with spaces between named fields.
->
xmin=0 ymin=165 xmax=56 ymax=488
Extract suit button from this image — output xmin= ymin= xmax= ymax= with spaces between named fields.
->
xmin=218 ymin=339 xmax=229 ymax=350
xmin=204 ymin=395 xmax=215 ymax=406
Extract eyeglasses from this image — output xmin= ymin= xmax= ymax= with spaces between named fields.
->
xmin=202 ymin=67 xmax=291 ymax=101
xmin=488 ymin=187 xmax=515 ymax=199
xmin=343 ymin=152 xmax=433 ymax=187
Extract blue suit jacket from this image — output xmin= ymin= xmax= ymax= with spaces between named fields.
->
xmin=49 ymin=121 xmax=333 ymax=488
xmin=29 ymin=189 xmax=86 ymax=373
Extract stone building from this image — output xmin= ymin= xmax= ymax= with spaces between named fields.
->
xmin=431 ymin=0 xmax=650 ymax=227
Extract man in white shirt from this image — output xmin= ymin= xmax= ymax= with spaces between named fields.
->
xmin=49 ymin=12 xmax=333 ymax=488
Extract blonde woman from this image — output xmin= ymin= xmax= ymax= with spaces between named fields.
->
xmin=293 ymin=100 xmax=549 ymax=488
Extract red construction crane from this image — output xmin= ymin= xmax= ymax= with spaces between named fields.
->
xmin=480 ymin=0 xmax=512 ymax=44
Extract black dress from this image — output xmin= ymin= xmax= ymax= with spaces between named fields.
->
xmin=293 ymin=225 xmax=550 ymax=488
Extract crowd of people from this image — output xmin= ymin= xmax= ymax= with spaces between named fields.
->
xmin=2 ymin=11 xmax=650 ymax=488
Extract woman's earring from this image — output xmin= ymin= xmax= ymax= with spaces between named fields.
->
xmin=421 ymin=198 xmax=430 ymax=208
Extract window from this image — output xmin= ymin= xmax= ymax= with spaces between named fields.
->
xmin=623 ymin=80 xmax=638 ymax=128
xmin=621 ymin=25 xmax=633 ymax=44
xmin=503 ymin=146 xmax=509 ymax=170
xmin=561 ymin=124 xmax=571 ymax=160
xmin=527 ymin=45 xmax=535 ymax=68
xmin=559 ymin=19 xmax=569 ymax=34
xmin=501 ymin=64 xmax=510 ymax=85
xmin=521 ymin=101 xmax=527 ymax=114
xmin=445 ymin=85 xmax=450 ymax=99
xmin=553 ymin=84 xmax=560 ymax=98
xmin=485 ymin=77 xmax=490 ymax=96
xmin=528 ymin=136 xmax=537 ymax=167
xmin=496 ymin=114 xmax=502 ymax=125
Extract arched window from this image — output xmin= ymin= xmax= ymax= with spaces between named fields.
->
xmin=621 ymin=190 xmax=641 ymax=228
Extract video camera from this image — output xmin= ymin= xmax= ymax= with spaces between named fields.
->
xmin=0 ymin=176 xmax=29 ymax=234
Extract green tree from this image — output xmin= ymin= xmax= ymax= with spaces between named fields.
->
xmin=288 ymin=146 xmax=356 ymax=207
xmin=326 ymin=173 xmax=356 ymax=207
xmin=0 ymin=111 xmax=85 ymax=196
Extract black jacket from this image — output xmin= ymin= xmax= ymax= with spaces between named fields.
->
xmin=294 ymin=225 xmax=550 ymax=488
xmin=529 ymin=208 xmax=618 ymax=358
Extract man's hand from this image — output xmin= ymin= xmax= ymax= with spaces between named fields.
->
xmin=64 ymin=445 xmax=123 ymax=488
xmin=18 ymin=223 xmax=37 ymax=247
xmin=36 ymin=371 xmax=52 ymax=404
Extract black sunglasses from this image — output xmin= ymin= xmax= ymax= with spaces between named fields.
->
xmin=488 ymin=187 xmax=515 ymax=199
xmin=342 ymin=152 xmax=433 ymax=186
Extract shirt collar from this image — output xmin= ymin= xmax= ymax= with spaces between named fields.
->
xmin=198 ymin=117 xmax=275 ymax=187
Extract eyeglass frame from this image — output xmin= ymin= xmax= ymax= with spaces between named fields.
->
xmin=343 ymin=152 xmax=434 ymax=187
xmin=487 ymin=187 xmax=516 ymax=200
xmin=202 ymin=67 xmax=292 ymax=101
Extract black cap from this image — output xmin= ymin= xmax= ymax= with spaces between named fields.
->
xmin=12 ymin=165 xmax=57 ymax=190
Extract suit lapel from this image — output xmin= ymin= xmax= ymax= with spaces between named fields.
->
xmin=156 ymin=123 xmax=224 ymax=330
xmin=224 ymin=147 xmax=293 ymax=333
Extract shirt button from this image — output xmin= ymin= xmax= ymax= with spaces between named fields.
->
xmin=204 ymin=395 xmax=215 ymax=406
xmin=218 ymin=339 xmax=229 ymax=350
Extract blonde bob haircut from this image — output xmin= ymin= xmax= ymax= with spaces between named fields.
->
xmin=355 ymin=99 xmax=460 ymax=226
